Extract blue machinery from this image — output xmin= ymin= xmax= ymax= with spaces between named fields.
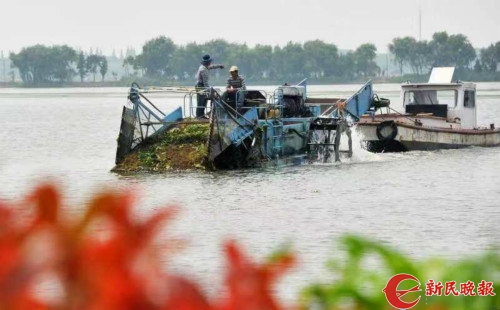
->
xmin=115 ymin=80 xmax=378 ymax=169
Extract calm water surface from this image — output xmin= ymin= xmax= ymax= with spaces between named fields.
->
xmin=1 ymin=83 xmax=499 ymax=300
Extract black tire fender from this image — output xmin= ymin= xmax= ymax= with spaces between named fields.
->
xmin=376 ymin=121 xmax=398 ymax=141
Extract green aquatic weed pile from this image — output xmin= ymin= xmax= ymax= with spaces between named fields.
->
xmin=300 ymin=235 xmax=500 ymax=310
xmin=113 ymin=123 xmax=210 ymax=172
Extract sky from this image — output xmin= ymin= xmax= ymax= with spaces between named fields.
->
xmin=1 ymin=0 xmax=499 ymax=55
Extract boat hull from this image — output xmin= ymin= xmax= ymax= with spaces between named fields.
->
xmin=357 ymin=119 xmax=500 ymax=153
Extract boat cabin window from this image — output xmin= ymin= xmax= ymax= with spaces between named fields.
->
xmin=404 ymin=90 xmax=458 ymax=108
xmin=464 ymin=90 xmax=475 ymax=108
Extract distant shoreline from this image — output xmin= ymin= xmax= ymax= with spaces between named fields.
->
xmin=1 ymin=74 xmax=499 ymax=89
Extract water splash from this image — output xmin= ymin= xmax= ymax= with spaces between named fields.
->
xmin=307 ymin=125 xmax=421 ymax=166
xmin=345 ymin=125 xmax=380 ymax=163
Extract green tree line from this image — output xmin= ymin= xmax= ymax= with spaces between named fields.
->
xmin=123 ymin=38 xmax=380 ymax=83
xmin=77 ymin=52 xmax=108 ymax=83
xmin=8 ymin=31 xmax=500 ymax=86
xmin=9 ymin=46 xmax=108 ymax=86
xmin=389 ymin=31 xmax=500 ymax=75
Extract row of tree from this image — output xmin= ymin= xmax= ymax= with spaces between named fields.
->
xmin=10 ymin=45 xmax=77 ymax=85
xmin=9 ymin=46 xmax=108 ymax=85
xmin=76 ymin=52 xmax=108 ymax=82
xmin=8 ymin=32 xmax=500 ymax=86
xmin=117 ymin=32 xmax=500 ymax=82
xmin=479 ymin=42 xmax=500 ymax=72
xmin=389 ymin=32 xmax=500 ymax=75
xmin=120 ymin=37 xmax=380 ymax=82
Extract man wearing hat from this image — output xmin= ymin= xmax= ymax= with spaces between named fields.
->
xmin=195 ymin=54 xmax=224 ymax=118
xmin=224 ymin=65 xmax=246 ymax=108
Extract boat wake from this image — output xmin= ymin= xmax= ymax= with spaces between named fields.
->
xmin=309 ymin=125 xmax=423 ymax=167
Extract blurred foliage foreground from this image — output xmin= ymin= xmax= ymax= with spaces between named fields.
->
xmin=0 ymin=184 xmax=498 ymax=310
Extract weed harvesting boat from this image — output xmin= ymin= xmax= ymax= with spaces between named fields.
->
xmin=113 ymin=80 xmax=376 ymax=171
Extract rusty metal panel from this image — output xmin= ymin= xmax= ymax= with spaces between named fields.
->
xmin=115 ymin=106 xmax=136 ymax=164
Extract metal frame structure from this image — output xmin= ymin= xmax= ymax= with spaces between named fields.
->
xmin=115 ymin=80 xmax=376 ymax=168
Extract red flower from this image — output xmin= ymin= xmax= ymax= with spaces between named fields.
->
xmin=216 ymin=240 xmax=296 ymax=310
xmin=0 ymin=183 xmax=296 ymax=310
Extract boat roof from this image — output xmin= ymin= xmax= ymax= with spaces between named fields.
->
xmin=401 ymin=82 xmax=476 ymax=89
xmin=401 ymin=67 xmax=476 ymax=90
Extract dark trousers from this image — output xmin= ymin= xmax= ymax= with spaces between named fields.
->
xmin=196 ymin=94 xmax=208 ymax=118
xmin=222 ymin=91 xmax=244 ymax=108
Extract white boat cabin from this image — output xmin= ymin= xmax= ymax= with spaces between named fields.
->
xmin=401 ymin=67 xmax=477 ymax=129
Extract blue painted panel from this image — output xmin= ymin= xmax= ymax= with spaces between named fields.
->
xmin=152 ymin=106 xmax=184 ymax=137
xmin=344 ymin=81 xmax=373 ymax=120
xmin=226 ymin=107 xmax=259 ymax=146
xmin=330 ymin=81 xmax=373 ymax=120
xmin=309 ymin=105 xmax=321 ymax=117
xmin=162 ymin=106 xmax=183 ymax=122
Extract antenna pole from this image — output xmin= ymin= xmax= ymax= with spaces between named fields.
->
xmin=418 ymin=1 xmax=422 ymax=41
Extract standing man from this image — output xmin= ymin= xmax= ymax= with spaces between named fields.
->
xmin=195 ymin=54 xmax=224 ymax=118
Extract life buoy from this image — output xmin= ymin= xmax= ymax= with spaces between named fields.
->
xmin=376 ymin=121 xmax=398 ymax=141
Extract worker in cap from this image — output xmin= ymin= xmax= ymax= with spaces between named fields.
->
xmin=224 ymin=65 xmax=246 ymax=108
xmin=194 ymin=54 xmax=224 ymax=118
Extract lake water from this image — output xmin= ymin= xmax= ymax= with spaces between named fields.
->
xmin=1 ymin=82 xmax=499 ymax=301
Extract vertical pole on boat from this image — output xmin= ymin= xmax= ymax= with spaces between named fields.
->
xmin=323 ymin=129 xmax=332 ymax=163
xmin=347 ymin=126 xmax=353 ymax=158
xmin=205 ymin=91 xmax=216 ymax=165
xmin=334 ymin=122 xmax=342 ymax=162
